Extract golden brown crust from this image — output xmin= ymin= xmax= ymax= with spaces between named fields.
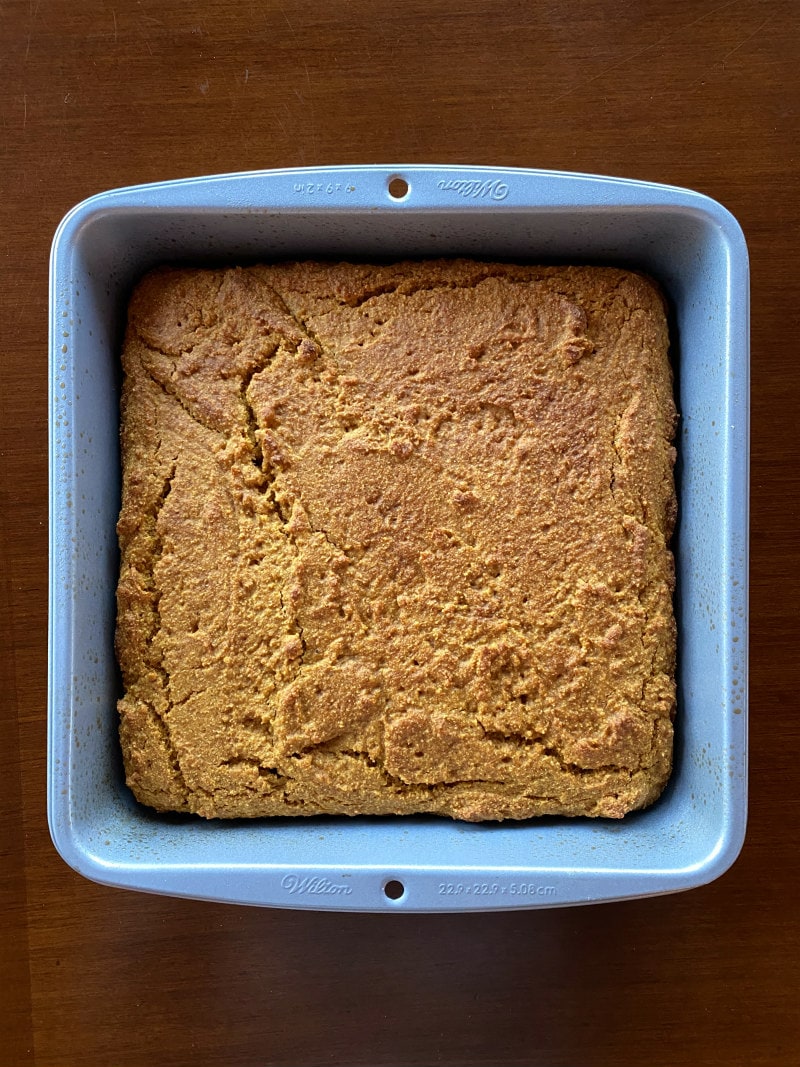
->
xmin=116 ymin=260 xmax=677 ymax=821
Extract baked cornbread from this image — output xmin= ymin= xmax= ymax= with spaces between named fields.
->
xmin=116 ymin=259 xmax=677 ymax=821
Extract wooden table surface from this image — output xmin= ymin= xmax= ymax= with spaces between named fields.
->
xmin=2 ymin=1 xmax=798 ymax=1064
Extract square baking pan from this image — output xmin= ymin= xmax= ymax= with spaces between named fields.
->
xmin=48 ymin=165 xmax=749 ymax=911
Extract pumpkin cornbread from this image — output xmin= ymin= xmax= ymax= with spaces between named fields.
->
xmin=116 ymin=259 xmax=677 ymax=820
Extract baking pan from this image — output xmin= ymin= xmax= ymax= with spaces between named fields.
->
xmin=48 ymin=165 xmax=749 ymax=911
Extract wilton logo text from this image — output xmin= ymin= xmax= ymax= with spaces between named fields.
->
xmin=280 ymin=874 xmax=353 ymax=896
xmin=436 ymin=178 xmax=510 ymax=201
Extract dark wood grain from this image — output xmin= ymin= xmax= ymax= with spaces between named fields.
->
xmin=2 ymin=0 xmax=798 ymax=1064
